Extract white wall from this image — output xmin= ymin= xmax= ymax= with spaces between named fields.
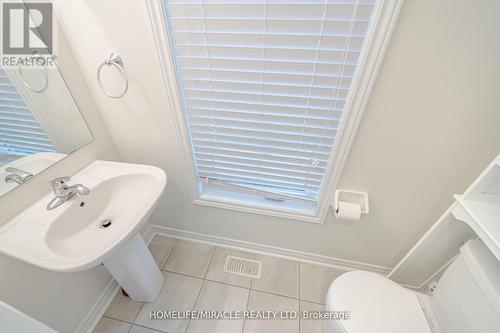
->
xmin=0 ymin=25 xmax=118 ymax=332
xmin=59 ymin=0 xmax=500 ymax=270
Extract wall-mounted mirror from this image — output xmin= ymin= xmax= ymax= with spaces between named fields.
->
xmin=0 ymin=62 xmax=93 ymax=197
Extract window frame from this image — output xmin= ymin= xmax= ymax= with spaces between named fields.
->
xmin=147 ymin=0 xmax=404 ymax=223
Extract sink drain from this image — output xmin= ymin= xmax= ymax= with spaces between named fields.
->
xmin=100 ymin=219 xmax=113 ymax=229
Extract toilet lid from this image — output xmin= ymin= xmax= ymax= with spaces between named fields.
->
xmin=326 ymin=271 xmax=432 ymax=333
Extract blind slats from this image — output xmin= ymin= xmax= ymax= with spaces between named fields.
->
xmin=197 ymin=171 xmax=320 ymax=192
xmin=177 ymin=55 xmax=358 ymax=68
xmin=192 ymin=138 xmax=332 ymax=157
xmin=196 ymin=158 xmax=325 ymax=176
xmin=198 ymin=164 xmax=323 ymax=184
xmin=193 ymin=145 xmax=331 ymax=167
xmin=189 ymin=117 xmax=339 ymax=134
xmin=0 ymin=68 xmax=55 ymax=157
xmin=186 ymin=104 xmax=343 ymax=119
xmin=185 ymin=98 xmax=345 ymax=113
xmin=164 ymin=0 xmax=375 ymax=201
xmin=191 ymin=130 xmax=335 ymax=147
xmin=195 ymin=151 xmax=328 ymax=170
xmin=184 ymin=88 xmax=346 ymax=102
xmin=182 ymin=78 xmax=351 ymax=91
xmin=0 ymin=135 xmax=55 ymax=149
xmin=190 ymin=123 xmax=336 ymax=141
xmin=1 ymin=126 xmax=48 ymax=138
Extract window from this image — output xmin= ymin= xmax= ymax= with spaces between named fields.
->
xmin=0 ymin=68 xmax=55 ymax=165
xmin=156 ymin=0 xmax=400 ymax=221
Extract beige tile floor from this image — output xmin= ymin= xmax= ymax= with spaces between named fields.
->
xmin=94 ymin=236 xmax=347 ymax=333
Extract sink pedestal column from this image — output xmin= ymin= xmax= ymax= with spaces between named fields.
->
xmin=103 ymin=234 xmax=164 ymax=302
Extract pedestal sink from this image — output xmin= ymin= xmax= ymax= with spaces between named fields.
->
xmin=0 ymin=160 xmax=167 ymax=302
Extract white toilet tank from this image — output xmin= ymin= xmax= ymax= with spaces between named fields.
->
xmin=432 ymin=239 xmax=500 ymax=333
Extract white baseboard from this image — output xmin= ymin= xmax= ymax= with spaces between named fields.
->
xmin=147 ymin=224 xmax=392 ymax=275
xmin=141 ymin=224 xmax=156 ymax=245
xmin=76 ymin=225 xmax=156 ymax=333
xmin=76 ymin=279 xmax=119 ymax=333
xmin=78 ymin=223 xmax=391 ymax=333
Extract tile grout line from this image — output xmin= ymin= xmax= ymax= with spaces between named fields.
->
xmin=160 ymin=269 xmax=204 ymax=281
xmin=298 ymin=262 xmax=301 ymax=299
xmin=250 ymin=286 xmax=299 ymax=301
xmin=299 ymin=262 xmax=301 ymax=332
xmin=132 ymin=239 xmax=178 ymax=327
xmin=132 ymin=302 xmax=145 ymax=326
xmin=102 ymin=315 xmax=132 ymax=325
xmin=300 ymin=298 xmax=326 ymax=305
xmin=204 ymin=245 xmax=217 ymax=279
xmin=241 ymin=256 xmax=258 ymax=333
xmin=101 ymin=239 xmax=330 ymax=333
xmin=203 ymin=277 xmax=251 ymax=292
xmin=184 ymin=280 xmax=205 ymax=333
xmin=185 ymin=245 xmax=216 ymax=333
xmin=161 ymin=238 xmax=178 ymax=271
xmin=103 ymin=316 xmax=165 ymax=333
xmin=164 ymin=270 xmax=312 ymax=305
xmin=204 ymin=247 xmax=216 ymax=281
xmin=241 ymin=279 xmax=252 ymax=333
xmin=126 ymin=238 xmax=178 ymax=331
xmin=100 ymin=316 xmax=132 ymax=333
xmin=161 ymin=266 xmax=326 ymax=305
xmin=171 ymin=239 xmax=337 ymax=304
xmin=131 ymin=322 xmax=167 ymax=333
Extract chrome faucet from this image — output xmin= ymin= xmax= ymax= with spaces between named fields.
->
xmin=47 ymin=176 xmax=90 ymax=210
xmin=4 ymin=167 xmax=33 ymax=185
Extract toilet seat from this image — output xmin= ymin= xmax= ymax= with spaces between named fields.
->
xmin=326 ymin=271 xmax=432 ymax=333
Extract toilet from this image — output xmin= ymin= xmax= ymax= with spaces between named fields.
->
xmin=325 ymin=239 xmax=500 ymax=332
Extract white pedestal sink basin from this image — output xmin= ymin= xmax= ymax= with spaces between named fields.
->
xmin=0 ymin=160 xmax=167 ymax=302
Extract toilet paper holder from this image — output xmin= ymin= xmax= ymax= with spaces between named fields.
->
xmin=333 ymin=190 xmax=369 ymax=215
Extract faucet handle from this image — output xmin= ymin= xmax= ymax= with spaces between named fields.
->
xmin=5 ymin=167 xmax=34 ymax=183
xmin=50 ymin=176 xmax=70 ymax=191
xmin=6 ymin=167 xmax=33 ymax=179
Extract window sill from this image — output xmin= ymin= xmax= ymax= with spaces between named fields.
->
xmin=192 ymin=182 xmax=323 ymax=224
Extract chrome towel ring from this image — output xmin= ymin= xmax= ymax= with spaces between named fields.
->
xmin=18 ymin=56 xmax=48 ymax=93
xmin=97 ymin=53 xmax=128 ymax=99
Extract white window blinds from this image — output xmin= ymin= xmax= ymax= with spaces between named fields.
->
xmin=163 ymin=0 xmax=377 ymax=202
xmin=0 ymin=68 xmax=55 ymax=162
